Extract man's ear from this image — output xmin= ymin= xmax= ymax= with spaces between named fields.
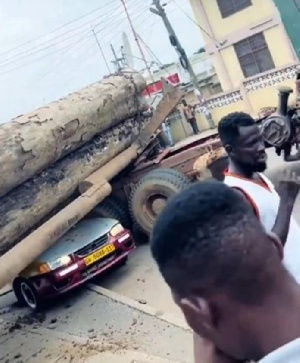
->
xmin=224 ymin=144 xmax=232 ymax=155
xmin=267 ymin=232 xmax=283 ymax=260
xmin=173 ymin=291 xmax=216 ymax=339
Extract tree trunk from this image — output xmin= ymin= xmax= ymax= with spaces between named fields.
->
xmin=0 ymin=70 xmax=146 ymax=197
xmin=0 ymin=116 xmax=148 ymax=254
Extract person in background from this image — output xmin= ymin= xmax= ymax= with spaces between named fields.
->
xmin=162 ymin=119 xmax=174 ymax=147
xmin=151 ymin=181 xmax=300 ymax=362
xmin=182 ymin=99 xmax=200 ymax=135
xmin=193 ymin=147 xmax=228 ymax=181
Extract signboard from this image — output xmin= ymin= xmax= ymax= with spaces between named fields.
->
xmin=142 ymin=73 xmax=180 ymax=97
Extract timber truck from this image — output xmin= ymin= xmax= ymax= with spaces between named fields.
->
xmin=0 ymin=68 xmax=299 ymax=290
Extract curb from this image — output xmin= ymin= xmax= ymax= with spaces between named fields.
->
xmin=0 ymin=284 xmax=12 ymax=297
xmin=87 ymin=283 xmax=190 ymax=331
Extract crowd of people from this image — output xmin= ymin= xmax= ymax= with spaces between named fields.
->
xmin=151 ymin=112 xmax=300 ymax=362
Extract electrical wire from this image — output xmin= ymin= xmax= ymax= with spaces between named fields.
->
xmin=93 ymin=4 xmax=151 ymax=52
xmin=136 ymin=34 xmax=167 ymax=69
xmin=37 ymin=35 xmax=95 ymax=81
xmin=0 ymin=2 xmax=149 ymax=76
xmin=29 ymin=3 xmax=151 ymax=80
xmin=0 ymin=0 xmax=136 ymax=59
xmin=0 ymin=0 xmax=140 ymax=68
xmin=170 ymin=0 xmax=221 ymax=44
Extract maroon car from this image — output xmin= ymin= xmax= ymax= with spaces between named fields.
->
xmin=13 ymin=217 xmax=135 ymax=310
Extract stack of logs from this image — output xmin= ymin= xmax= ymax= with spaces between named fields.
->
xmin=0 ymin=69 xmax=147 ymax=254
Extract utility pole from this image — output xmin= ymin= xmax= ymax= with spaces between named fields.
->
xmin=110 ymin=44 xmax=122 ymax=71
xmin=150 ymin=0 xmax=215 ymax=129
xmin=120 ymin=0 xmax=154 ymax=84
xmin=91 ymin=27 xmax=111 ymax=74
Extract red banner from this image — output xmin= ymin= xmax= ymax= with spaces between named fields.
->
xmin=142 ymin=73 xmax=180 ymax=97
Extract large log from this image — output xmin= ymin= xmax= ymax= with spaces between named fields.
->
xmin=0 ymin=69 xmax=146 ymax=197
xmin=0 ymin=116 xmax=148 ymax=254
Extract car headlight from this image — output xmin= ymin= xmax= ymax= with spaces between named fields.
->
xmin=47 ymin=255 xmax=72 ymax=271
xmin=110 ymin=223 xmax=125 ymax=237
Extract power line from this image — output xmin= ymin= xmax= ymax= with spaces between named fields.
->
xmin=0 ymin=36 xmax=94 ymax=77
xmin=91 ymin=27 xmax=111 ymax=74
xmin=0 ymin=0 xmax=140 ymax=68
xmin=170 ymin=0 xmax=221 ymax=44
xmin=120 ymin=0 xmax=154 ymax=82
xmin=0 ymin=1 xmax=148 ymax=75
xmin=37 ymin=35 xmax=95 ymax=81
xmin=0 ymin=2 xmax=150 ymax=77
xmin=136 ymin=34 xmax=165 ymax=69
xmin=0 ymin=0 xmax=135 ymax=59
xmin=93 ymin=4 xmax=152 ymax=54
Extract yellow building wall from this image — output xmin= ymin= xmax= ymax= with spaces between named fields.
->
xmin=219 ymin=47 xmax=243 ymax=89
xmin=265 ymin=27 xmax=295 ymax=67
xmin=247 ymin=79 xmax=296 ymax=111
xmin=210 ymin=101 xmax=245 ymax=125
xmin=208 ymin=54 xmax=231 ymax=92
xmin=198 ymin=0 xmax=274 ymax=40
xmin=171 ymin=118 xmax=190 ymax=143
xmin=218 ymin=26 xmax=295 ymax=89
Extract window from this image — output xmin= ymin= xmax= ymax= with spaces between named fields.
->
xmin=217 ymin=0 xmax=252 ymax=18
xmin=234 ymin=33 xmax=275 ymax=78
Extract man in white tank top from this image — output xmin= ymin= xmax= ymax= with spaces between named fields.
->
xmin=218 ymin=112 xmax=300 ymax=283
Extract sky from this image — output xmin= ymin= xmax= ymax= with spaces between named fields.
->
xmin=0 ymin=0 xmax=204 ymax=123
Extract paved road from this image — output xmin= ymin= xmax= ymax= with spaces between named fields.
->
xmin=0 ymin=287 xmax=192 ymax=362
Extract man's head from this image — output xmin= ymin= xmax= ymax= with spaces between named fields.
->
xmin=182 ymin=99 xmax=187 ymax=106
xmin=207 ymin=148 xmax=229 ymax=181
xmin=151 ymin=181 xmax=286 ymax=361
xmin=218 ymin=112 xmax=267 ymax=173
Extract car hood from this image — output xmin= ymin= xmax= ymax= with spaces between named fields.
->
xmin=37 ymin=217 xmax=118 ymax=263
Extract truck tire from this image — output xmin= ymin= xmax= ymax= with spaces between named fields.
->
xmin=129 ymin=169 xmax=190 ymax=235
xmin=94 ymin=195 xmax=132 ymax=229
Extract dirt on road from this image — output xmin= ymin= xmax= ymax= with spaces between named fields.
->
xmin=0 ymin=287 xmax=192 ymax=363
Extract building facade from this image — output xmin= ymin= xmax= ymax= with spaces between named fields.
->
xmin=189 ymin=0 xmax=299 ymax=127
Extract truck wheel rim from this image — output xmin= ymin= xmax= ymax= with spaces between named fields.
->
xmin=144 ymin=194 xmax=167 ymax=219
xmin=20 ymin=282 xmax=37 ymax=309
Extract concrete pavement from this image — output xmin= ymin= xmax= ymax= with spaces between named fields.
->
xmin=0 ymin=286 xmax=192 ymax=362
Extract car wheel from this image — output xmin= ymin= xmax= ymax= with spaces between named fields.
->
xmin=13 ymin=278 xmax=43 ymax=311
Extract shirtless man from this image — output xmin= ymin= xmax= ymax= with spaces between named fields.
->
xmin=182 ymin=99 xmax=200 ymax=135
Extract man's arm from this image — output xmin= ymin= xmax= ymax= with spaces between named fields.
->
xmin=283 ymin=144 xmax=300 ymax=162
xmin=271 ymin=188 xmax=295 ymax=245
xmin=233 ymin=170 xmax=300 ymax=246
